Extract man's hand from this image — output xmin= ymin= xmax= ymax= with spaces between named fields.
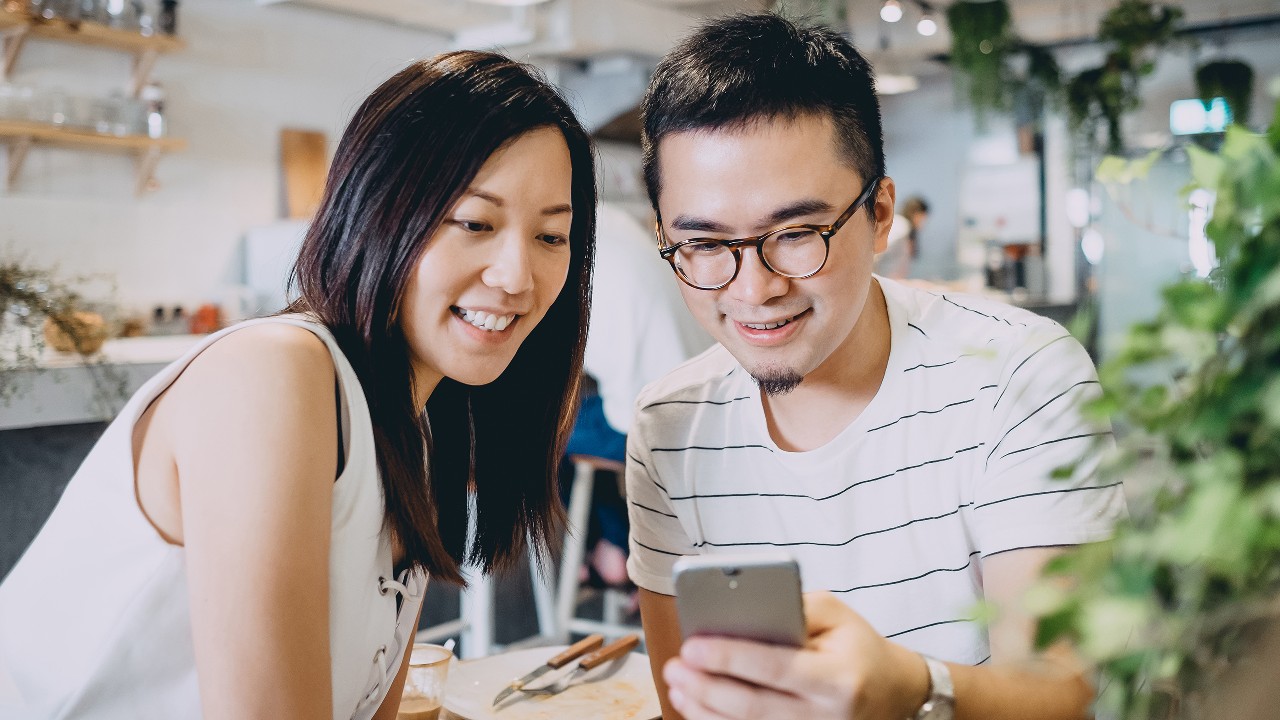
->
xmin=662 ymin=592 xmax=930 ymax=720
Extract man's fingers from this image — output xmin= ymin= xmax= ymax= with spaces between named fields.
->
xmin=679 ymin=636 xmax=807 ymax=692
xmin=665 ymin=658 xmax=800 ymax=720
xmin=802 ymin=591 xmax=856 ymax=635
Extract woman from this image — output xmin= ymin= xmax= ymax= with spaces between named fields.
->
xmin=0 ymin=51 xmax=595 ymax=720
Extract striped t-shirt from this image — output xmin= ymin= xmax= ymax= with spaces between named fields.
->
xmin=625 ymin=278 xmax=1126 ymax=666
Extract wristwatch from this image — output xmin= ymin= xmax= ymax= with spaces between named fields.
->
xmin=914 ymin=655 xmax=955 ymax=720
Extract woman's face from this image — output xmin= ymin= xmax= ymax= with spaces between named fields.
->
xmin=400 ymin=126 xmax=575 ymax=392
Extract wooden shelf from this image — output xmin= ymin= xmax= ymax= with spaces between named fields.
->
xmin=0 ymin=119 xmax=186 ymax=195
xmin=1 ymin=9 xmax=185 ymax=95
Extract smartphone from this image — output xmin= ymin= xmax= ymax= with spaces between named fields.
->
xmin=672 ymin=551 xmax=805 ymax=647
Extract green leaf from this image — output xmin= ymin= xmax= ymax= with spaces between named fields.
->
xmin=1079 ymin=596 xmax=1153 ymax=659
xmin=1187 ymin=143 xmax=1226 ymax=191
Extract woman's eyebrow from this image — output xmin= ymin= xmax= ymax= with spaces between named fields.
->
xmin=465 ymin=189 xmax=571 ymax=216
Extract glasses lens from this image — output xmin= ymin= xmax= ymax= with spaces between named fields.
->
xmin=762 ymin=228 xmax=827 ymax=277
xmin=674 ymin=241 xmax=736 ymax=289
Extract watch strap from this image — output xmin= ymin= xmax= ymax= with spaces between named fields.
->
xmin=914 ymin=655 xmax=955 ymax=720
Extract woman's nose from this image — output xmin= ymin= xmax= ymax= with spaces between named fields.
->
xmin=480 ymin=233 xmax=535 ymax=296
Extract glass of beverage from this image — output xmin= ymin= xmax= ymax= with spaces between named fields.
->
xmin=397 ymin=643 xmax=452 ymax=720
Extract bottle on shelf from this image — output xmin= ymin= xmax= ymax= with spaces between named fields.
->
xmin=140 ymin=80 xmax=165 ymax=138
xmin=158 ymin=0 xmax=175 ymax=35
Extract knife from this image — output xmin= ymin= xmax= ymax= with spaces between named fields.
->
xmin=516 ymin=634 xmax=643 ymax=698
xmin=491 ymin=634 xmax=604 ymax=706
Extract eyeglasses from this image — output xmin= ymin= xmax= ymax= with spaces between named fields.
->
xmin=655 ymin=176 xmax=883 ymax=291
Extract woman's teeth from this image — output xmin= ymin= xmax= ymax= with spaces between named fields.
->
xmin=457 ymin=308 xmax=514 ymax=332
xmin=743 ymin=317 xmax=793 ymax=330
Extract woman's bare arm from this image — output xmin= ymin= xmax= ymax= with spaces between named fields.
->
xmin=155 ymin=324 xmax=339 ymax=719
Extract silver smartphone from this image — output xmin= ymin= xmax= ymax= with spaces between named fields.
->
xmin=672 ymin=551 xmax=805 ymax=647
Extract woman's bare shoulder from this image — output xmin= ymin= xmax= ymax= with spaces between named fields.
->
xmin=160 ymin=322 xmax=340 ymax=433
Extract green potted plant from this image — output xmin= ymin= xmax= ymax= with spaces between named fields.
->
xmin=1195 ymin=59 xmax=1254 ymax=127
xmin=0 ymin=258 xmax=127 ymax=416
xmin=1031 ymin=95 xmax=1280 ymax=718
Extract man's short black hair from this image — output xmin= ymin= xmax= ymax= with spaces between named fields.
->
xmin=641 ymin=13 xmax=885 ymax=212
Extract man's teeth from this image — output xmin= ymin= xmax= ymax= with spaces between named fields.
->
xmin=457 ymin=308 xmax=514 ymax=331
xmin=743 ymin=317 xmax=793 ymax=330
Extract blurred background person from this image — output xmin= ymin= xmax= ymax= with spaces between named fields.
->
xmin=875 ymin=194 xmax=930 ymax=280
xmin=565 ymin=200 xmax=712 ymax=589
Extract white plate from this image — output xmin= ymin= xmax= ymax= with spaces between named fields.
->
xmin=443 ymin=645 xmax=660 ymax=720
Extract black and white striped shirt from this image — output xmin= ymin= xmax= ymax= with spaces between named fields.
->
xmin=625 ymin=278 xmax=1126 ymax=665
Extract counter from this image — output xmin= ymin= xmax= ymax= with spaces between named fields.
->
xmin=0 ymin=334 xmax=201 ymax=431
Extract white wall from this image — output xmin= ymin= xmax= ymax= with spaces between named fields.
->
xmin=0 ymin=0 xmax=452 ymax=313
xmin=880 ymin=75 xmax=973 ymax=284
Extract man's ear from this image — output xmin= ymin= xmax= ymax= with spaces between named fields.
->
xmin=872 ymin=176 xmax=897 ymax=255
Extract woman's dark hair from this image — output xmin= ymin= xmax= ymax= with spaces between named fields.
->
xmin=641 ymin=13 xmax=885 ymax=209
xmin=288 ymin=51 xmax=595 ymax=584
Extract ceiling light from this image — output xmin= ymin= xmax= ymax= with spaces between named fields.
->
xmin=917 ymin=15 xmax=937 ymax=36
xmin=1081 ymin=228 xmax=1105 ymax=265
xmin=468 ymin=0 xmax=552 ymax=6
xmin=880 ymin=0 xmax=903 ymax=23
xmin=877 ymin=73 xmax=919 ymax=95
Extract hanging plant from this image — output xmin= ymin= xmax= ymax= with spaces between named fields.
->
xmin=946 ymin=0 xmax=1017 ymax=118
xmin=1032 ymin=99 xmax=1280 ymax=718
xmin=1066 ymin=0 xmax=1183 ymax=155
xmin=1196 ymin=60 xmax=1254 ymax=127
xmin=1098 ymin=0 xmax=1183 ymax=70
xmin=1066 ymin=56 xmax=1139 ymax=155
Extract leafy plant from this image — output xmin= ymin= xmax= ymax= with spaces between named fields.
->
xmin=1032 ymin=99 xmax=1280 ymax=718
xmin=1196 ymin=60 xmax=1254 ymax=127
xmin=1098 ymin=0 xmax=1183 ymax=68
xmin=946 ymin=0 xmax=1018 ymax=118
xmin=1066 ymin=59 xmax=1138 ymax=155
xmin=1066 ymin=0 xmax=1183 ymax=155
xmin=0 ymin=259 xmax=128 ymax=416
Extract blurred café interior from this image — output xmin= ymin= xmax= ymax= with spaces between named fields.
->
xmin=1 ymin=0 xmax=1278 ymax=716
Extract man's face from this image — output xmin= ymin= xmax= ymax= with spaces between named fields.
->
xmin=655 ymin=114 xmax=895 ymax=393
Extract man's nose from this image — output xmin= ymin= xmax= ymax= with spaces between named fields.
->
xmin=726 ymin=247 xmax=789 ymax=305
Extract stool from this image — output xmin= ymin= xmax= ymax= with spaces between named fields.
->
xmin=553 ymin=454 xmax=639 ymax=642
xmin=416 ymin=493 xmax=557 ymax=659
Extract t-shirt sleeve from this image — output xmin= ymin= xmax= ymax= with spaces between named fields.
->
xmin=625 ymin=405 xmax=696 ymax=596
xmin=973 ymin=324 xmax=1128 ymax=556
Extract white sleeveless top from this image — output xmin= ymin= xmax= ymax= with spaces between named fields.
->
xmin=0 ymin=315 xmax=427 ymax=719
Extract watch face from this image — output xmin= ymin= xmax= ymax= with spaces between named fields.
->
xmin=920 ymin=700 xmax=955 ymax=720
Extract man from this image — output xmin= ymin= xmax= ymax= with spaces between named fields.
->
xmin=625 ymin=14 xmax=1125 ymax=720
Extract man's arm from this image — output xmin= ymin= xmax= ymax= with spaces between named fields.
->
xmin=639 ymin=589 xmax=686 ymax=720
xmin=661 ymin=548 xmax=1094 ymax=720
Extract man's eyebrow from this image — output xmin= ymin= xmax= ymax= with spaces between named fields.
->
xmin=466 ymin=189 xmax=572 ymax=216
xmin=669 ymin=198 xmax=836 ymax=235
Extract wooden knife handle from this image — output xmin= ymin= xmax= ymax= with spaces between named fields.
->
xmin=547 ymin=634 xmax=604 ymax=668
xmin=579 ymin=634 xmax=640 ymax=670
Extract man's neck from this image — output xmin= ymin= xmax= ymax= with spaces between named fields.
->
xmin=760 ymin=280 xmax=892 ymax=453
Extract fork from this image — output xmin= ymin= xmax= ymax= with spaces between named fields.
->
xmin=518 ymin=634 xmax=641 ymax=696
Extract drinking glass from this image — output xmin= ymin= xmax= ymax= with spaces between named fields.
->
xmin=397 ymin=644 xmax=452 ymax=720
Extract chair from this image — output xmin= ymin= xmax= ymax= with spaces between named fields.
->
xmin=416 ymin=454 xmax=640 ymax=657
